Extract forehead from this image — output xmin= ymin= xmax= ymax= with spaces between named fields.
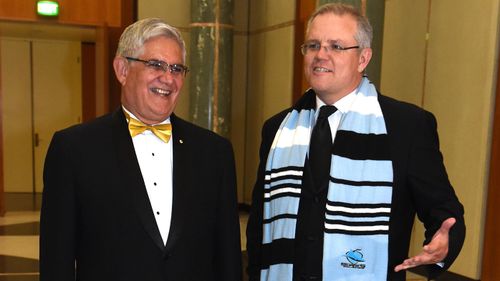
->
xmin=306 ymin=13 xmax=358 ymax=42
xmin=139 ymin=36 xmax=183 ymax=61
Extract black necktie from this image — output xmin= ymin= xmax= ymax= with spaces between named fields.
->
xmin=308 ymin=105 xmax=337 ymax=191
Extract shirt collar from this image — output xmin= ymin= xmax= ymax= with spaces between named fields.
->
xmin=315 ymin=88 xmax=358 ymax=114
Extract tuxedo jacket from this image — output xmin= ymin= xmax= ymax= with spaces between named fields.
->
xmin=40 ymin=109 xmax=242 ymax=281
xmin=246 ymin=94 xmax=465 ymax=281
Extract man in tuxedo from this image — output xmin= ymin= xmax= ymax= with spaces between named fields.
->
xmin=40 ymin=18 xmax=242 ymax=281
xmin=246 ymin=3 xmax=465 ymax=281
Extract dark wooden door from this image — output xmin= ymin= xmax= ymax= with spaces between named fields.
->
xmin=481 ymin=50 xmax=500 ymax=281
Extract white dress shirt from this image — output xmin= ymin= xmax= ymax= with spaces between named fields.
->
xmin=314 ymin=89 xmax=357 ymax=141
xmin=123 ymin=107 xmax=173 ymax=245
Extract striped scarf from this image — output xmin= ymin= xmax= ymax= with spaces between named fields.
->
xmin=261 ymin=78 xmax=393 ymax=281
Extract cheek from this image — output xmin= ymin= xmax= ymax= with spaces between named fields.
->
xmin=347 ymin=57 xmax=362 ymax=71
xmin=135 ymin=75 xmax=160 ymax=94
xmin=303 ymin=54 xmax=310 ymax=63
xmin=303 ymin=60 xmax=313 ymax=76
xmin=174 ymin=78 xmax=184 ymax=91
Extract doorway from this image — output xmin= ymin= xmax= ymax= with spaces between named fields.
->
xmin=1 ymin=38 xmax=82 ymax=193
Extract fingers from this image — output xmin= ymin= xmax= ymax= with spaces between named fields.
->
xmin=394 ymin=250 xmax=445 ymax=272
xmin=394 ymin=256 xmax=421 ymax=272
xmin=439 ymin=217 xmax=456 ymax=233
xmin=420 ymin=241 xmax=448 ymax=264
xmin=395 ymin=217 xmax=456 ymax=272
xmin=423 ymin=239 xmax=440 ymax=253
xmin=423 ymin=217 xmax=455 ymax=256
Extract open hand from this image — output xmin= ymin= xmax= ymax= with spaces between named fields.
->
xmin=394 ymin=217 xmax=456 ymax=272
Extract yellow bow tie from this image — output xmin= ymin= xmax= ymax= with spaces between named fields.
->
xmin=125 ymin=112 xmax=172 ymax=143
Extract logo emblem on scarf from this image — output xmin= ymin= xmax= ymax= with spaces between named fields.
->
xmin=341 ymin=249 xmax=366 ymax=269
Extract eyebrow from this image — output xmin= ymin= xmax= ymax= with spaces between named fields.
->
xmin=326 ymin=39 xmax=347 ymax=44
xmin=144 ymin=58 xmax=184 ymax=65
xmin=143 ymin=58 xmax=165 ymax=62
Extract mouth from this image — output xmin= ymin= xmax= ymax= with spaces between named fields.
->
xmin=313 ymin=66 xmax=333 ymax=73
xmin=151 ymin=87 xmax=172 ymax=97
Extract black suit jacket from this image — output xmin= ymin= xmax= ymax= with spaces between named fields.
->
xmin=246 ymin=94 xmax=465 ymax=281
xmin=40 ymin=109 xmax=242 ymax=281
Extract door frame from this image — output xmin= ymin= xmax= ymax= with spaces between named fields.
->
xmin=480 ymin=48 xmax=500 ymax=281
xmin=0 ymin=41 xmax=4 ymax=216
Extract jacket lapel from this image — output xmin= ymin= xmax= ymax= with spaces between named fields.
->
xmin=111 ymin=109 xmax=165 ymax=251
xmin=164 ymin=114 xmax=189 ymax=253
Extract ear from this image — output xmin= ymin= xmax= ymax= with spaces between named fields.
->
xmin=357 ymin=47 xmax=372 ymax=73
xmin=113 ymin=56 xmax=128 ymax=85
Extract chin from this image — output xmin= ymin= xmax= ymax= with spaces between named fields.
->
xmin=310 ymin=83 xmax=331 ymax=93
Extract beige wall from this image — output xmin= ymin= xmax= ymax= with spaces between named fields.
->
xmin=380 ymin=0 xmax=428 ymax=105
xmin=381 ymin=0 xmax=500 ymax=278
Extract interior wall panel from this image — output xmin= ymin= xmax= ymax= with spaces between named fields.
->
xmin=0 ymin=38 xmax=33 ymax=192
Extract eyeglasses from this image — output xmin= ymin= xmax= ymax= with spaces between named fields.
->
xmin=300 ymin=41 xmax=359 ymax=55
xmin=125 ymin=57 xmax=189 ymax=77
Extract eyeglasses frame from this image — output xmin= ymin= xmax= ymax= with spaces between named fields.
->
xmin=300 ymin=41 xmax=360 ymax=55
xmin=125 ymin=56 xmax=189 ymax=77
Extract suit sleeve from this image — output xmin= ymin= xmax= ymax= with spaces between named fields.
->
xmin=39 ymin=132 xmax=77 ymax=281
xmin=214 ymin=138 xmax=243 ymax=281
xmin=408 ymin=110 xmax=466 ymax=278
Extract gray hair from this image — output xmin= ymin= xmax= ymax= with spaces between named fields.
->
xmin=307 ymin=3 xmax=373 ymax=49
xmin=115 ymin=18 xmax=186 ymax=62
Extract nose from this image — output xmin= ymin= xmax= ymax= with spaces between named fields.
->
xmin=314 ymin=45 xmax=330 ymax=60
xmin=158 ymin=69 xmax=175 ymax=84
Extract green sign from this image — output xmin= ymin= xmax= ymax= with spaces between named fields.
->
xmin=37 ymin=1 xmax=59 ymax=16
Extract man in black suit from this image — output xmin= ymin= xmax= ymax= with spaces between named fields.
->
xmin=246 ymin=3 xmax=465 ymax=281
xmin=40 ymin=18 xmax=242 ymax=281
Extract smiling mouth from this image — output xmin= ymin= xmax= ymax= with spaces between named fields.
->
xmin=313 ymin=66 xmax=333 ymax=73
xmin=151 ymin=87 xmax=172 ymax=96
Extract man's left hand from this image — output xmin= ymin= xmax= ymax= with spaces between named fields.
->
xmin=394 ymin=217 xmax=456 ymax=272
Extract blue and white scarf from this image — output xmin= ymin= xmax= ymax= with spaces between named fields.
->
xmin=261 ymin=78 xmax=393 ymax=281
